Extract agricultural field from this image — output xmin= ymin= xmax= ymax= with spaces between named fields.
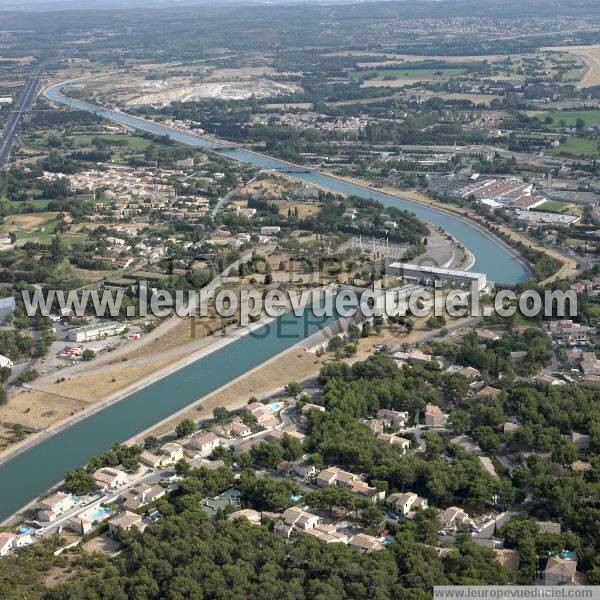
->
xmin=350 ymin=67 xmax=469 ymax=82
xmin=536 ymin=200 xmax=569 ymax=213
xmin=70 ymin=133 xmax=155 ymax=149
xmin=538 ymin=110 xmax=600 ymax=128
xmin=550 ymin=137 xmax=600 ymax=159
xmin=0 ymin=198 xmax=50 ymax=211
xmin=0 ymin=212 xmax=81 ymax=244
xmin=544 ymin=45 xmax=600 ymax=87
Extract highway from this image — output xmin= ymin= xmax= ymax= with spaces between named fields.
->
xmin=0 ymin=63 xmax=45 ymax=169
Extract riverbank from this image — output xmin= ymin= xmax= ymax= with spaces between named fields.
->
xmin=319 ymin=172 xmax=575 ymax=283
xmin=44 ymin=77 xmax=532 ymax=284
xmin=0 ymin=306 xmax=291 ymax=468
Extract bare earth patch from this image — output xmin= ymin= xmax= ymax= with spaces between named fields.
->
xmin=543 ymin=45 xmax=600 ymax=87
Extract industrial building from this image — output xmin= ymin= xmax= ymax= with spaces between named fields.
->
xmin=68 ymin=321 xmax=127 ymax=342
xmin=388 ymin=263 xmax=488 ymax=292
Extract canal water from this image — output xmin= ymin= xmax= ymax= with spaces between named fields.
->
xmin=0 ymin=83 xmax=532 ymax=521
xmin=45 ymin=82 xmax=530 ymax=284
xmin=0 ymin=311 xmax=336 ymax=520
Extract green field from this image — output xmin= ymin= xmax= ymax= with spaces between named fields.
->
xmin=71 ymin=134 xmax=154 ymax=149
xmin=587 ymin=303 xmax=600 ymax=316
xmin=538 ymin=110 xmax=600 ymax=128
xmin=550 ymin=137 xmax=600 ymax=158
xmin=1 ymin=198 xmax=51 ymax=210
xmin=350 ymin=67 xmax=469 ymax=81
xmin=562 ymin=67 xmax=586 ymax=83
xmin=0 ymin=212 xmax=81 ymax=245
xmin=537 ymin=200 xmax=569 ymax=213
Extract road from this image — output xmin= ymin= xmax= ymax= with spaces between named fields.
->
xmin=0 ymin=63 xmax=45 ymax=169
xmin=29 ymin=248 xmax=268 ymax=387
xmin=212 ymin=174 xmax=258 ymax=217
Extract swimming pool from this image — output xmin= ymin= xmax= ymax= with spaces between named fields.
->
xmin=90 ymin=506 xmax=110 ymax=522
xmin=268 ymin=402 xmax=284 ymax=413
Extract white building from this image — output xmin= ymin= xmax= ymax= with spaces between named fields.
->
xmin=260 ymin=226 xmax=281 ymax=235
xmin=386 ymin=492 xmax=428 ymax=515
xmin=0 ymin=533 xmax=14 ymax=557
xmin=68 ymin=322 xmax=127 ymax=342
xmin=388 ymin=263 xmax=488 ymax=292
xmin=92 ymin=467 xmax=129 ymax=490
xmin=37 ymin=491 xmax=78 ymax=522
xmin=0 ymin=354 xmax=13 ymax=370
xmin=188 ymin=431 xmax=221 ymax=457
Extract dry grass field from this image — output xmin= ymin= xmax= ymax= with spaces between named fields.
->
xmin=544 ymin=45 xmax=600 ymax=86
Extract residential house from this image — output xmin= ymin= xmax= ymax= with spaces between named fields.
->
xmin=0 ymin=533 xmax=14 ymax=557
xmin=188 ymin=431 xmax=222 ymax=457
xmin=316 ymin=466 xmax=359 ymax=488
xmin=424 ymin=404 xmax=446 ymax=427
xmin=377 ymin=433 xmax=411 ymax=453
xmin=0 ymin=354 xmax=13 ymax=370
xmin=535 ymin=374 xmax=564 ymax=386
xmin=304 ymin=523 xmax=348 ymax=544
xmin=299 ymin=403 xmax=326 ymax=428
xmin=571 ymin=460 xmax=592 ymax=472
xmin=376 ymin=409 xmax=409 ymax=427
xmin=503 ymin=422 xmax=520 ymax=434
xmin=108 ymin=511 xmax=144 ymax=536
xmin=245 ymin=402 xmax=276 ymax=426
xmin=315 ymin=468 xmax=339 ymax=487
xmin=546 ymin=320 xmax=593 ymax=345
xmin=292 ymin=457 xmax=318 ymax=479
xmin=439 ymin=506 xmax=472 ymax=533
xmin=140 ymin=442 xmax=184 ymax=469
xmin=68 ymin=506 xmax=111 ymax=535
xmin=260 ymin=226 xmax=281 ymax=235
xmin=228 ymin=508 xmax=262 ymax=524
xmin=229 ymin=419 xmax=252 ymax=437
xmin=544 ymin=557 xmax=583 ymax=586
xmin=476 ymin=386 xmax=502 ymax=399
xmin=274 ymin=521 xmax=295 ymax=538
xmin=315 ymin=466 xmax=382 ymax=501
xmin=537 ymin=521 xmax=561 ymax=535
xmin=348 ymin=480 xmax=385 ymax=503
xmin=275 ymin=506 xmax=320 ymax=537
xmin=581 ymin=352 xmax=600 ymax=376
xmin=494 ymin=548 xmax=520 ymax=572
xmin=580 ymin=374 xmax=600 ymax=386
xmin=457 ymin=366 xmax=481 ymax=379
xmin=264 ymin=429 xmax=306 ymax=443
xmin=394 ymin=350 xmax=433 ymax=366
xmin=215 ymin=416 xmax=252 ymax=438
xmin=161 ymin=442 xmax=185 ymax=462
xmin=37 ymin=491 xmax=77 ymax=522
xmin=368 ymin=419 xmax=385 ymax=435
xmin=475 ymin=329 xmax=501 ymax=343
xmin=451 ymin=434 xmax=482 ymax=455
xmin=386 ymin=492 xmax=428 ymax=516
xmin=348 ymin=533 xmax=385 ymax=553
xmin=121 ymin=483 xmax=165 ymax=511
xmin=570 ymin=280 xmax=596 ymax=295
xmin=570 ymin=432 xmax=591 ymax=451
xmin=509 ymin=351 xmax=527 ymax=363
xmin=92 ymin=467 xmax=128 ymax=490
xmin=282 ymin=506 xmax=320 ymax=530
xmin=479 ymin=456 xmax=500 ymax=480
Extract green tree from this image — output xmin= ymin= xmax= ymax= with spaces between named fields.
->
xmin=284 ymin=381 xmax=303 ymax=397
xmin=175 ymin=419 xmax=196 ymax=437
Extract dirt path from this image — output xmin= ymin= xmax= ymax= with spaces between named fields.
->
xmin=543 ymin=45 xmax=600 ymax=87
